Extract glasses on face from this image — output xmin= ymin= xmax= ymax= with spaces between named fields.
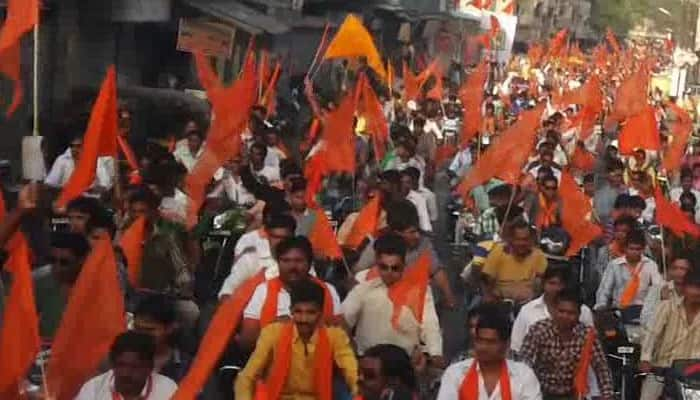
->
xmin=377 ymin=263 xmax=402 ymax=273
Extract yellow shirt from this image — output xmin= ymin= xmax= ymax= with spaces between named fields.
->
xmin=481 ymin=243 xmax=547 ymax=302
xmin=234 ymin=322 xmax=358 ymax=400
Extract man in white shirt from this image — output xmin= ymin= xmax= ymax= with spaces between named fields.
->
xmin=249 ymin=142 xmax=281 ymax=187
xmin=45 ymin=137 xmax=115 ymax=190
xmin=401 ymin=167 xmax=438 ymax=225
xmin=218 ymin=213 xmax=297 ymax=299
xmin=208 ymin=157 xmax=255 ymax=206
xmin=75 ymin=331 xmax=177 ymax=400
xmin=342 ymin=234 xmax=443 ymax=363
xmin=172 ymin=129 xmax=204 ymax=172
xmin=437 ymin=313 xmax=542 ymax=400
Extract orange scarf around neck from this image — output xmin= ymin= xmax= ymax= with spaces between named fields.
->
xmin=259 ymin=277 xmax=334 ymax=327
xmin=265 ymin=322 xmax=333 ymax=400
xmin=619 ymin=263 xmax=642 ymax=308
xmin=574 ymin=328 xmax=597 ymax=398
xmin=537 ymin=193 xmax=558 ymax=229
xmin=459 ymin=360 xmax=512 ymax=400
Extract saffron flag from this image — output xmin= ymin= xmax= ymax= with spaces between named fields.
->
xmin=458 ymin=105 xmax=544 ymax=200
xmin=559 ymin=172 xmax=602 ymax=256
xmin=323 ymin=14 xmax=386 ymax=80
xmin=0 ymin=234 xmax=39 ymax=399
xmin=570 ymin=144 xmax=596 ymax=172
xmin=46 ymin=236 xmax=126 ymax=400
xmin=262 ymin=61 xmax=282 ymax=117
xmin=611 ymin=68 xmax=649 ymax=121
xmin=402 ymin=61 xmax=420 ymax=102
xmin=172 ymin=272 xmax=266 ymax=400
xmin=359 ymin=75 xmax=389 ymax=161
xmin=655 ymin=188 xmax=700 ymax=238
xmin=618 ymin=105 xmax=660 ymax=155
xmin=426 ymin=64 xmax=444 ymax=101
xmin=663 ymin=102 xmax=693 ymax=173
xmin=304 ymin=152 xmax=327 ymax=209
xmin=308 ymin=209 xmax=342 ymax=259
xmin=0 ymin=0 xmax=39 ymax=116
xmin=119 ymin=216 xmax=147 ymax=287
xmin=387 ymin=250 xmax=431 ymax=329
xmin=319 ymin=92 xmax=357 ymax=174
xmin=606 ymin=28 xmax=622 ymax=54
xmin=56 ymin=66 xmax=118 ymax=209
xmin=345 ymin=194 xmax=382 ymax=249
xmin=548 ymin=29 xmax=569 ymax=59
xmin=459 ymin=62 xmax=488 ymax=145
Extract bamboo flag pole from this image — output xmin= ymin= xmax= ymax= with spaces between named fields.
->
xmin=32 ymin=12 xmax=39 ymax=136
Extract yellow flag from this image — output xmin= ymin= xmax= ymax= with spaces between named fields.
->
xmin=323 ymin=14 xmax=386 ymax=80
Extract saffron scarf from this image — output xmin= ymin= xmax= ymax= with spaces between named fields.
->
xmin=259 ymin=277 xmax=334 ymax=327
xmin=265 ymin=323 xmax=333 ymax=400
xmin=459 ymin=360 xmax=512 ymax=400
xmin=619 ymin=264 xmax=642 ymax=308
xmin=536 ymin=193 xmax=558 ymax=229
xmin=573 ymin=328 xmax=597 ymax=398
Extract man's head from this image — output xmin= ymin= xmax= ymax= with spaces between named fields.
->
xmin=538 ymin=174 xmax=558 ymax=201
xmin=683 ymin=268 xmax=700 ymax=306
xmin=86 ymin=209 xmax=117 ymax=245
xmin=681 ymin=168 xmax=694 ymax=191
xmin=49 ymin=232 xmax=91 ymax=285
xmin=539 ymin=149 xmax=554 ymax=167
xmin=628 ymin=196 xmax=646 ymax=220
xmin=473 ymin=313 xmax=511 ymax=364
xmin=186 ymin=129 xmax=203 ymax=155
xmin=400 ymin=167 xmax=421 ymax=192
xmin=506 ymin=218 xmax=534 ymax=258
xmin=249 ymin=142 xmax=268 ymax=169
xmin=289 ymin=278 xmax=325 ymax=338
xmin=110 ymin=332 xmax=156 ymax=397
xmin=613 ymin=216 xmax=637 ymax=245
xmin=582 ymin=174 xmax=595 ymax=197
xmin=487 ymin=184 xmax=513 ymax=208
xmin=66 ymin=197 xmax=102 ymax=234
xmin=386 ymin=200 xmax=421 ymax=249
xmin=554 ymin=289 xmax=582 ymax=331
xmin=624 ymin=229 xmax=646 ymax=264
xmin=133 ymin=294 xmax=177 ymax=351
xmin=542 ymin=266 xmax=569 ymax=302
xmin=127 ymin=185 xmax=160 ymax=222
xmin=378 ymin=170 xmax=402 ymax=200
xmin=69 ymin=136 xmax=83 ymax=160
xmin=607 ymin=159 xmax=625 ymax=187
xmin=374 ymin=233 xmax=407 ymax=287
xmin=276 ymin=236 xmax=313 ymax=285
xmin=359 ymin=344 xmax=416 ymax=400
xmin=669 ymin=255 xmax=692 ymax=287
xmin=265 ymin=213 xmax=297 ymax=254
xmin=287 ymin=177 xmax=307 ymax=213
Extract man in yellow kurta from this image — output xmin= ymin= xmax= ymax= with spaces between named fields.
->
xmin=234 ymin=279 xmax=358 ymax=400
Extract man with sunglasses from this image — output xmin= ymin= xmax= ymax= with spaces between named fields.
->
xmin=527 ymin=173 xmax=561 ymax=231
xmin=342 ymin=234 xmax=443 ymax=369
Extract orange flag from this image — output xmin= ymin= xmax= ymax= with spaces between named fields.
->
xmin=262 ymin=61 xmax=282 ymax=117
xmin=304 ymin=152 xmax=327 ymax=209
xmin=323 ymin=14 xmax=386 ymax=80
xmin=489 ymin=16 xmax=501 ymax=38
xmin=560 ymin=171 xmax=602 ymax=256
xmin=574 ymin=328 xmax=597 ymax=398
xmin=458 ymin=105 xmax=543 ymax=200
xmin=185 ymin=50 xmax=257 ymax=228
xmin=359 ymin=75 xmax=389 ymax=161
xmin=663 ymin=102 xmax=693 ymax=173
xmin=0 ymin=234 xmax=39 ymax=399
xmin=459 ymin=61 xmax=488 ymax=145
xmin=402 ymin=61 xmax=420 ymax=102
xmin=527 ymin=43 xmax=544 ymax=67
xmin=46 ymin=236 xmax=126 ymax=400
xmin=547 ymin=29 xmax=568 ymax=59
xmin=56 ymin=66 xmax=118 ymax=208
xmin=345 ymin=194 xmax=382 ymax=249
xmin=319 ymin=93 xmax=356 ymax=174
xmin=388 ymin=250 xmax=431 ymax=329
xmin=611 ymin=68 xmax=649 ymax=121
xmin=618 ymin=105 xmax=660 ymax=155
xmin=426 ymin=64 xmax=444 ymax=101
xmin=606 ymin=28 xmax=622 ymax=54
xmin=117 ymin=135 xmax=139 ymax=172
xmin=570 ymin=144 xmax=596 ymax=172
xmin=0 ymin=0 xmax=39 ymax=116
xmin=172 ymin=272 xmax=266 ymax=400
xmin=308 ymin=209 xmax=342 ymax=259
xmin=655 ymin=188 xmax=700 ymax=238
xmin=119 ymin=216 xmax=147 ymax=287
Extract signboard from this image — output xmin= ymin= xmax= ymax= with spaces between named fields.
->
xmin=177 ymin=19 xmax=236 ymax=59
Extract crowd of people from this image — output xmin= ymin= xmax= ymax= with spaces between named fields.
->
xmin=3 ymin=12 xmax=700 ymax=400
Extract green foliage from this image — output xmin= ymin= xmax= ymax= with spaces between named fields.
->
xmin=589 ymin=0 xmax=651 ymax=35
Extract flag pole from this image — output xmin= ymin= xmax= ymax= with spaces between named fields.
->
xmin=498 ymin=184 xmax=517 ymax=238
xmin=306 ymin=22 xmax=330 ymax=79
xmin=32 ymin=11 xmax=40 ymax=136
xmin=660 ymin=225 xmax=668 ymax=280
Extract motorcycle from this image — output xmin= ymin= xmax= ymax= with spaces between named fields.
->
xmin=646 ymin=360 xmax=700 ymax=399
xmin=595 ymin=307 xmax=642 ymax=400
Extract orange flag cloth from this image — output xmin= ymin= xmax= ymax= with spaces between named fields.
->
xmin=0 ymin=0 xmax=39 ymax=116
xmin=611 ymin=68 xmax=649 ymax=121
xmin=528 ymin=44 xmax=544 ymax=67
xmin=119 ymin=216 xmax=147 ymax=287
xmin=185 ymin=50 xmax=257 ymax=228
xmin=618 ymin=105 xmax=660 ymax=155
xmin=547 ymin=29 xmax=568 ymax=59
xmin=46 ymin=236 xmax=126 ymax=400
xmin=264 ymin=323 xmax=333 ymax=400
xmin=574 ymin=328 xmax=597 ymax=398
xmin=458 ymin=105 xmax=543 ymax=201
xmin=459 ymin=62 xmax=488 ymax=145
xmin=56 ymin=67 xmax=118 ymax=208
xmin=172 ymin=272 xmax=266 ymax=400
xmin=387 ymin=250 xmax=431 ymax=330
xmin=323 ymin=14 xmax=386 ymax=80
xmin=344 ymin=194 xmax=382 ymax=249
xmin=570 ymin=143 xmax=596 ymax=172
xmin=606 ymin=28 xmax=622 ymax=54
xmin=459 ymin=361 xmax=512 ymax=400
xmin=359 ymin=75 xmax=389 ymax=162
xmin=402 ymin=61 xmax=421 ymax=102
xmin=663 ymin=102 xmax=693 ymax=173
xmin=560 ymin=172 xmax=602 ymax=256
xmin=308 ymin=209 xmax=343 ymax=259
xmin=304 ymin=152 xmax=327 ymax=209
xmin=426 ymin=64 xmax=444 ymax=101
xmin=0 ymin=234 xmax=40 ymax=399
xmin=655 ymin=187 xmax=700 ymax=238
xmin=318 ymin=92 xmax=357 ymax=174
xmin=262 ymin=61 xmax=282 ymax=117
